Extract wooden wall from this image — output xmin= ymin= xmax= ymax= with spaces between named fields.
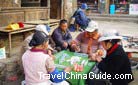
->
xmin=0 ymin=7 xmax=50 ymax=27
xmin=0 ymin=0 xmax=21 ymax=7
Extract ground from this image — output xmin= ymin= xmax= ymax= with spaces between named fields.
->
xmin=97 ymin=21 xmax=138 ymax=36
xmin=70 ymin=21 xmax=138 ymax=38
xmin=1 ymin=21 xmax=138 ymax=85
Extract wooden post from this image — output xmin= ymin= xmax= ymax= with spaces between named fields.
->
xmin=47 ymin=0 xmax=50 ymax=19
xmin=61 ymin=0 xmax=64 ymax=19
xmin=105 ymin=0 xmax=110 ymax=14
xmin=98 ymin=0 xmax=110 ymax=14
xmin=98 ymin=0 xmax=100 ymax=13
xmin=63 ymin=0 xmax=67 ymax=19
xmin=57 ymin=0 xmax=62 ymax=19
xmin=8 ymin=33 xmax=12 ymax=57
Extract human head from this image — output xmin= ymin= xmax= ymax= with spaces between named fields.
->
xmin=81 ymin=3 xmax=88 ymax=10
xmin=98 ymin=30 xmax=122 ymax=50
xmin=35 ymin=24 xmax=49 ymax=35
xmin=101 ymin=39 xmax=121 ymax=50
xmin=85 ymin=21 xmax=99 ymax=38
xmin=86 ymin=30 xmax=98 ymax=38
xmin=29 ymin=31 xmax=49 ymax=49
xmin=59 ymin=19 xmax=68 ymax=31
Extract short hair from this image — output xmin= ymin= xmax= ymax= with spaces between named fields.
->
xmin=59 ymin=19 xmax=67 ymax=25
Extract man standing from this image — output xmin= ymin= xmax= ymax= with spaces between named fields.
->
xmin=52 ymin=19 xmax=72 ymax=51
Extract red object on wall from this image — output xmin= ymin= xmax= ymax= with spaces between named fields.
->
xmin=7 ymin=75 xmax=18 ymax=81
xmin=18 ymin=22 xmax=24 ymax=28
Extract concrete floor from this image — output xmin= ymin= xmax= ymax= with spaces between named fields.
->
xmin=97 ymin=21 xmax=138 ymax=36
xmin=71 ymin=21 xmax=138 ymax=38
xmin=130 ymin=69 xmax=138 ymax=85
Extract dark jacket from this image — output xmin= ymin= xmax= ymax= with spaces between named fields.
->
xmin=52 ymin=27 xmax=72 ymax=49
xmin=49 ymin=36 xmax=56 ymax=48
xmin=98 ymin=45 xmax=134 ymax=85
xmin=131 ymin=0 xmax=138 ymax=3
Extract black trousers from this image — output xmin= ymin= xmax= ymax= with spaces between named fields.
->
xmin=87 ymin=64 xmax=111 ymax=85
xmin=87 ymin=78 xmax=111 ymax=85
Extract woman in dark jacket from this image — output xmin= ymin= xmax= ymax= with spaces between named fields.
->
xmin=97 ymin=30 xmax=134 ymax=85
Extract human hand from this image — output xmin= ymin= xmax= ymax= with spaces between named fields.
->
xmin=63 ymin=42 xmax=68 ymax=48
xmin=47 ymin=50 xmax=52 ymax=55
xmin=96 ymin=49 xmax=104 ymax=56
xmin=50 ymin=55 xmax=55 ymax=60
xmin=71 ymin=44 xmax=80 ymax=52
xmin=96 ymin=56 xmax=102 ymax=63
xmin=47 ymin=50 xmax=55 ymax=60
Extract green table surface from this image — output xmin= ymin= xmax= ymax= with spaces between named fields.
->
xmin=54 ymin=50 xmax=96 ymax=85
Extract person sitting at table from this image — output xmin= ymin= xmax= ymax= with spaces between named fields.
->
xmin=21 ymin=24 xmax=56 ymax=55
xmin=71 ymin=21 xmax=104 ymax=61
xmin=52 ymin=19 xmax=73 ymax=51
xmin=22 ymin=31 xmax=72 ymax=85
xmin=96 ymin=30 xmax=134 ymax=85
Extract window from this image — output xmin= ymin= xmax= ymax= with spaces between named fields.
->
xmin=21 ymin=0 xmax=48 ymax=7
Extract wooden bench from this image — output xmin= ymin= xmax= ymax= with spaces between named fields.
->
xmin=0 ymin=24 xmax=36 ymax=57
xmin=24 ymin=19 xmax=60 ymax=26
xmin=0 ymin=19 xmax=60 ymax=57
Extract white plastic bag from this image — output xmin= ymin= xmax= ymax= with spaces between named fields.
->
xmin=0 ymin=47 xmax=6 ymax=59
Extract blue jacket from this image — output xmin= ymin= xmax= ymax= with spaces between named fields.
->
xmin=74 ymin=8 xmax=89 ymax=27
xmin=52 ymin=27 xmax=72 ymax=48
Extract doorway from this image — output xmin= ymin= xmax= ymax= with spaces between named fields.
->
xmin=41 ymin=0 xmax=47 ymax=7
xmin=50 ymin=0 xmax=62 ymax=19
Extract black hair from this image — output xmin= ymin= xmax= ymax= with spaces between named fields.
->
xmin=59 ymin=19 xmax=68 ymax=25
xmin=29 ymin=31 xmax=49 ymax=47
xmin=104 ymin=39 xmax=121 ymax=45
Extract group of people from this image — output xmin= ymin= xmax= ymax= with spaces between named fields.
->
xmin=21 ymin=3 xmax=134 ymax=85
